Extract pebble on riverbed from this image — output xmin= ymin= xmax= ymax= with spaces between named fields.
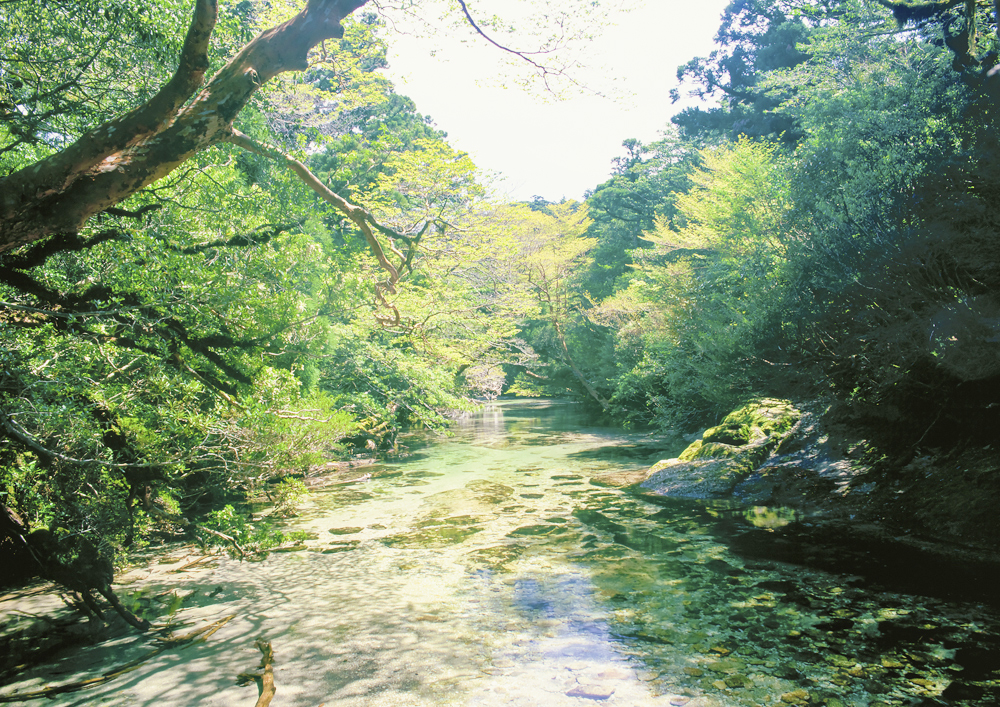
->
xmin=565 ymin=683 xmax=616 ymax=700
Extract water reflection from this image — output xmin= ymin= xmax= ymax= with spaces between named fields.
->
xmin=6 ymin=400 xmax=1000 ymax=706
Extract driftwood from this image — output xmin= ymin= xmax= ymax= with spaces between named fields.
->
xmin=169 ymin=554 xmax=220 ymax=573
xmin=327 ymin=473 xmax=373 ymax=485
xmin=0 ymin=615 xmax=234 ymax=703
xmin=237 ymin=639 xmax=276 ymax=707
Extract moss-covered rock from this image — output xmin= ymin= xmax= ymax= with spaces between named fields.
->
xmin=637 ymin=399 xmax=801 ymax=499
xmin=700 ymin=398 xmax=799 ymax=446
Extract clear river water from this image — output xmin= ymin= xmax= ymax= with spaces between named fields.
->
xmin=5 ymin=399 xmax=1000 ymax=707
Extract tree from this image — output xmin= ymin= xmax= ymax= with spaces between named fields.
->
xmin=598 ymin=138 xmax=795 ymax=427
xmin=0 ymin=0 xmax=626 ymax=253
xmin=613 ymin=0 xmax=1000 ymax=445
xmin=581 ymin=130 xmax=698 ymax=299
xmin=500 ymin=201 xmax=616 ymax=409
xmin=875 ymin=0 xmax=999 ymax=80
xmin=671 ymin=0 xmax=814 ymax=142
xmin=1 ymin=0 xmax=369 ymax=250
xmin=0 ymin=0 xmax=429 ymax=609
xmin=1 ymin=0 xmax=627 ymax=613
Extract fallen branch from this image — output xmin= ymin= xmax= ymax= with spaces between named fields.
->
xmin=0 ymin=615 xmax=235 ymax=703
xmin=95 ymin=585 xmax=152 ymax=632
xmin=170 ymin=554 xmax=220 ymax=573
xmin=237 ymin=639 xmax=276 ymax=707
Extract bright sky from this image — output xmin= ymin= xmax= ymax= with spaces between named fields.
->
xmin=380 ymin=0 xmax=730 ymax=202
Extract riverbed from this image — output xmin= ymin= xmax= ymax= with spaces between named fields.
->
xmin=3 ymin=399 xmax=999 ymax=706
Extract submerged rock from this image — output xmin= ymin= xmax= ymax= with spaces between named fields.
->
xmin=565 ymin=683 xmax=616 ymax=700
xmin=779 ymin=689 xmax=810 ymax=704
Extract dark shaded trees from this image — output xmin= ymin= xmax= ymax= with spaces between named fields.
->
xmin=671 ymin=0 xmax=812 ymax=142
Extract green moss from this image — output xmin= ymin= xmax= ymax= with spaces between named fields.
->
xmin=642 ymin=399 xmax=802 ymax=499
xmin=678 ymin=439 xmax=704 ymax=461
xmin=678 ymin=399 xmax=799 ymax=465
xmin=729 ymin=398 xmax=799 ymax=437
xmin=681 ymin=441 xmax=741 ymax=460
xmin=703 ymin=423 xmax=753 ymax=446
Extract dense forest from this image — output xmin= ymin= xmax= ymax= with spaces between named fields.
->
xmin=1 ymin=0 xmax=998 ymax=624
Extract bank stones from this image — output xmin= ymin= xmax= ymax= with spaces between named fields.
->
xmin=707 ymin=658 xmax=746 ymax=673
xmin=328 ymin=526 xmax=364 ymax=535
xmin=724 ymin=674 xmax=752 ymax=688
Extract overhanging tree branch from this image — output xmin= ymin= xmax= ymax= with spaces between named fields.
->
xmin=224 ymin=128 xmax=430 ymax=328
xmin=454 ymin=0 xmax=587 ymax=94
xmin=225 ymin=129 xmax=402 ymax=284
xmin=0 ymin=0 xmax=369 ymax=253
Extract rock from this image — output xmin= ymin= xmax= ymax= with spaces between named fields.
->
xmin=780 ymin=689 xmax=810 ymax=704
xmin=706 ymin=658 xmax=745 ymax=673
xmin=684 ymin=699 xmax=723 ymax=707
xmin=637 ymin=399 xmax=801 ymax=500
xmin=826 ymin=653 xmax=854 ymax=668
xmin=683 ymin=667 xmax=704 ymax=677
xmin=638 ymin=458 xmax=749 ymax=499
xmin=566 ymin=684 xmax=616 ymax=700
xmin=724 ymin=674 xmax=752 ymax=688
xmin=596 ymin=667 xmax=630 ymax=680
xmin=590 ymin=469 xmax=649 ymax=488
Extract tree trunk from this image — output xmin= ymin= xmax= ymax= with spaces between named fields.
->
xmin=0 ymin=0 xmax=369 ymax=254
xmin=552 ymin=318 xmax=610 ymax=411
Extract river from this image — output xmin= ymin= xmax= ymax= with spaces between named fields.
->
xmin=4 ymin=399 xmax=999 ymax=706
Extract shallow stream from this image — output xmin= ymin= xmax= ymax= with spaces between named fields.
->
xmin=4 ymin=400 xmax=1000 ymax=706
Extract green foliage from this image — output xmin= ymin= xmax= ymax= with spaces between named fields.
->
xmin=597 ymin=139 xmax=796 ymax=427
xmin=201 ymin=505 xmax=285 ymax=559
xmin=581 ymin=131 xmax=699 ymax=300
xmin=0 ymin=7 xmax=514 ymax=577
xmin=671 ymin=0 xmax=813 ymax=143
xmin=0 ymin=0 xmax=191 ymax=169
xmin=266 ymin=477 xmax=307 ymax=517
xmin=596 ymin=0 xmax=1000 ymax=453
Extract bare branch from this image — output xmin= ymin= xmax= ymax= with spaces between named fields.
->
xmin=0 ymin=407 xmax=160 ymax=470
xmin=225 ymin=129 xmax=402 ymax=282
xmin=455 ymin=0 xmax=571 ymax=92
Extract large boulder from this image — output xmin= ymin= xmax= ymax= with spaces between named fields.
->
xmin=636 ymin=398 xmax=801 ymax=499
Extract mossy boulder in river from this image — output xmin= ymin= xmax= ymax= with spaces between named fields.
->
xmin=637 ymin=399 xmax=801 ymax=499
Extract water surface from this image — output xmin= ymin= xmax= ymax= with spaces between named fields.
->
xmin=5 ymin=400 xmax=1000 ymax=706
